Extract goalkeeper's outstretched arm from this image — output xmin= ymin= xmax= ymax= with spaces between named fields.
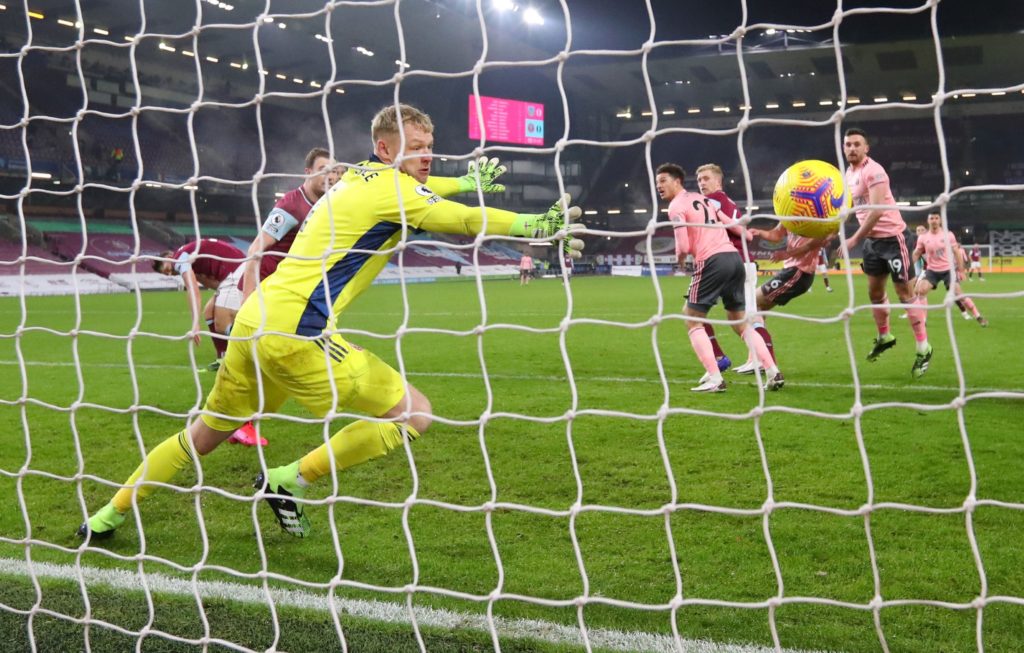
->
xmin=410 ymin=192 xmax=585 ymax=258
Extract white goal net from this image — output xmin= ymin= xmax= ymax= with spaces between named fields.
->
xmin=1 ymin=1 xmax=1023 ymax=652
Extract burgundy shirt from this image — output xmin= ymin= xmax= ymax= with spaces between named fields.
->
xmin=171 ymin=238 xmax=244 ymax=283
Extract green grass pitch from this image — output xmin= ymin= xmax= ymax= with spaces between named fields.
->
xmin=0 ymin=273 xmax=1021 ymax=652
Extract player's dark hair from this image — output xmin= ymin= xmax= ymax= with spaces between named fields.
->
xmin=656 ymin=163 xmax=685 ymax=182
xmin=152 ymin=250 xmax=173 ymax=273
xmin=304 ymin=147 xmax=331 ymax=170
xmin=844 ymin=127 xmax=868 ymax=142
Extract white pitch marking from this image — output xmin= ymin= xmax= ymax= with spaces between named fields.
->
xmin=0 ymin=359 xmax=1020 ymax=394
xmin=0 ymin=558 xmax=829 ymax=653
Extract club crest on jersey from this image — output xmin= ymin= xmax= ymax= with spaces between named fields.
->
xmin=414 ymin=184 xmax=442 ymax=204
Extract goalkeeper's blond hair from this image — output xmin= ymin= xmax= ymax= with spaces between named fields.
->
xmin=371 ymin=104 xmax=434 ymax=144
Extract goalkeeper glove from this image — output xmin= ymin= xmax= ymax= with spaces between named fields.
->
xmin=455 ymin=156 xmax=507 ymax=193
xmin=510 ymin=194 xmax=586 ymax=259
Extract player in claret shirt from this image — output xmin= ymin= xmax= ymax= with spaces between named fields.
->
xmin=968 ymin=245 xmax=984 ymax=281
xmin=241 ymin=148 xmax=341 ymax=304
xmin=154 ymin=237 xmax=245 ymax=371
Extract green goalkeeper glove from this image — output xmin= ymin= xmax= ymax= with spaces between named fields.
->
xmin=455 ymin=156 xmax=507 ymax=193
xmin=510 ymin=194 xmax=586 ymax=259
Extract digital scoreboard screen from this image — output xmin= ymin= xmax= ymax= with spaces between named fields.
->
xmin=467 ymin=94 xmax=545 ymax=146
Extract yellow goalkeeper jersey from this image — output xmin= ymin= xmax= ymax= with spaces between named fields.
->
xmin=234 ymin=157 xmax=519 ymax=336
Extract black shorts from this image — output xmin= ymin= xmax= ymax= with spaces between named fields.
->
xmin=923 ymin=268 xmax=955 ymax=290
xmin=687 ymin=251 xmax=746 ymax=313
xmin=861 ymin=234 xmax=912 ymax=283
xmin=760 ymin=266 xmax=814 ymax=306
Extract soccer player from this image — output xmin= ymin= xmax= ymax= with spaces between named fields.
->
xmin=913 ymin=213 xmax=988 ymax=328
xmin=913 ymin=224 xmax=928 ymax=279
xmin=230 ymin=149 xmax=340 ymax=446
xmin=78 ymin=103 xmax=583 ymax=541
xmin=154 ymin=238 xmax=246 ymax=371
xmin=519 ymin=252 xmax=533 ymax=285
xmin=240 ymin=148 xmax=340 ymax=303
xmin=969 ymin=245 xmax=984 ymax=281
xmin=816 ymin=247 xmax=834 ymax=292
xmin=656 ymin=163 xmax=781 ymax=393
xmin=842 ymin=127 xmax=931 ymax=379
xmin=695 ymin=163 xmax=774 ymax=374
xmin=749 ymin=223 xmax=831 ymax=315
xmin=901 ymin=224 xmax=928 ymax=320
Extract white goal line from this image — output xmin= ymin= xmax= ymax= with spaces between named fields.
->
xmin=0 ymin=359 xmax=1020 ymax=395
xmin=0 ymin=558 xmax=829 ymax=653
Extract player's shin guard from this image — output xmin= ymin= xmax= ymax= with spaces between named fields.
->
xmin=908 ymin=297 xmax=929 ymax=344
xmin=961 ymin=297 xmax=981 ymax=317
xmin=688 ymin=326 xmax=719 ymax=376
xmin=703 ymin=323 xmax=725 ymax=359
xmin=111 ymin=430 xmax=198 ymax=514
xmin=298 ymin=421 xmax=421 ymax=484
xmin=752 ymin=322 xmax=775 ymax=363
xmin=872 ymin=297 xmax=891 ymax=335
xmin=207 ymin=318 xmax=227 ymax=358
xmin=741 ymin=326 xmax=776 ymax=370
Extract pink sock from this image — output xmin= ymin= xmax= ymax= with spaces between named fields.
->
xmin=741 ymin=326 xmax=776 ymax=369
xmin=872 ymin=304 xmax=891 ymax=336
xmin=961 ymin=297 xmax=980 ymax=317
xmin=908 ymin=297 xmax=928 ymax=343
xmin=688 ymin=326 xmax=719 ymax=376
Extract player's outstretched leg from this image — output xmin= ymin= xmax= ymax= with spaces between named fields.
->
xmin=77 ymin=428 xmax=205 ymax=540
xmin=255 ymin=383 xmax=431 ymax=537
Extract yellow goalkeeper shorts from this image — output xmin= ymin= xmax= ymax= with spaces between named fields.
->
xmin=200 ymin=322 xmax=407 ymax=432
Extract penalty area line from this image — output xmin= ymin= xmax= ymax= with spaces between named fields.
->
xmin=0 ymin=558 xmax=829 ymax=653
xmin=0 ymin=359 xmax=1020 ymax=394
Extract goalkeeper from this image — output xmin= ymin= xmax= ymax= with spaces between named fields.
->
xmin=79 ymin=103 xmax=584 ymax=540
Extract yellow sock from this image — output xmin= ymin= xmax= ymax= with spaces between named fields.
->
xmin=298 ymin=421 xmax=420 ymax=484
xmin=111 ymin=430 xmax=197 ymax=513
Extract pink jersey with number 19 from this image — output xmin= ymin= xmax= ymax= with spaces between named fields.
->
xmin=668 ymin=191 xmax=736 ymax=263
xmin=845 ymin=156 xmax=906 ymax=238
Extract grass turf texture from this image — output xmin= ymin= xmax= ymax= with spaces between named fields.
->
xmin=0 ymin=273 xmax=1021 ymax=652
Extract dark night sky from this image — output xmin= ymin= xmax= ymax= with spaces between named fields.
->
xmin=559 ymin=0 xmax=1023 ymax=50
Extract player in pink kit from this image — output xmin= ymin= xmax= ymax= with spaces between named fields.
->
xmin=155 ymin=238 xmax=246 ymax=368
xmin=749 ymin=225 xmax=831 ymax=311
xmin=519 ymin=253 xmax=534 ymax=285
xmin=656 ymin=163 xmax=782 ymax=392
xmin=842 ymin=128 xmax=931 ymax=379
xmin=913 ymin=213 xmax=988 ymax=328
xmin=695 ymin=163 xmax=774 ymax=375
